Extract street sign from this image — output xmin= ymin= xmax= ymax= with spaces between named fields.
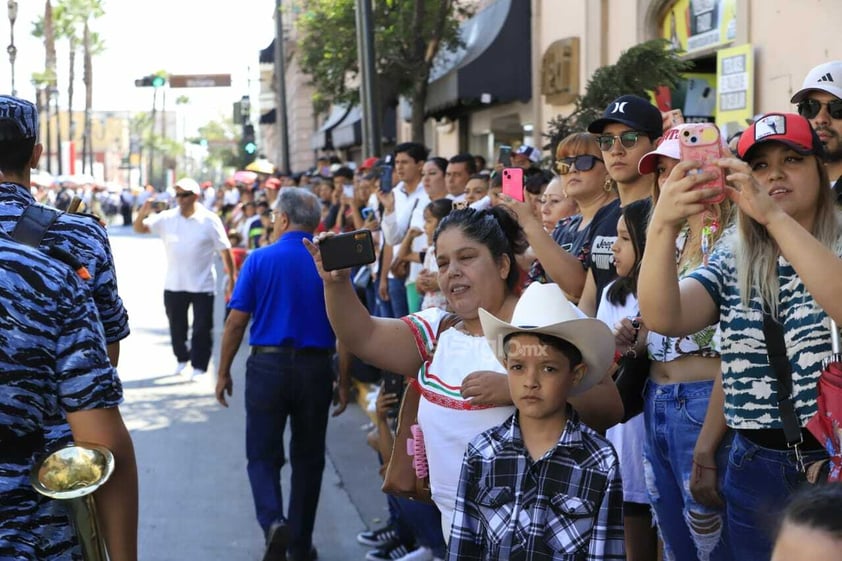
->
xmin=168 ymin=74 xmax=232 ymax=88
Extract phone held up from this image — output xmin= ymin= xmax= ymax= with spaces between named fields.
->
xmin=382 ymin=373 xmax=405 ymax=418
xmin=379 ymin=165 xmax=394 ymax=194
xmin=319 ymin=229 xmax=376 ymax=272
xmin=497 ymin=144 xmax=512 ymax=168
xmin=678 ymin=123 xmax=726 ymax=205
xmin=501 ymin=167 xmax=525 ymax=202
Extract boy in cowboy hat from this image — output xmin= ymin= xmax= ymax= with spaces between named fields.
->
xmin=446 ymin=282 xmax=625 ymax=560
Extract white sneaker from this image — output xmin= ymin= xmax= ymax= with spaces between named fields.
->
xmin=190 ymin=369 xmax=206 ymax=382
xmin=174 ymin=361 xmax=189 ymax=375
xmin=396 ymin=547 xmax=433 ymax=561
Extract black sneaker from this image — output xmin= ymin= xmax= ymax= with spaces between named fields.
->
xmin=263 ymin=521 xmax=290 ymax=561
xmin=356 ymin=525 xmax=399 ymax=547
xmin=365 ymin=543 xmax=412 ymax=561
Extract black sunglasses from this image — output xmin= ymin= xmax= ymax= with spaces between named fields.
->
xmin=175 ymin=192 xmax=195 ymax=198
xmin=556 ymin=154 xmax=604 ymax=175
xmin=596 ymin=131 xmax=644 ymax=151
xmin=797 ymin=99 xmax=842 ymax=120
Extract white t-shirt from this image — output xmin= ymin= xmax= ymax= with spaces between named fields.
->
xmin=401 ymin=307 xmax=515 ymax=539
xmin=144 ymin=205 xmax=231 ymax=293
xmin=595 ymin=281 xmax=649 ymax=504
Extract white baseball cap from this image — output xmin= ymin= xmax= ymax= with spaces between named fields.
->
xmin=174 ymin=177 xmax=201 ymax=195
xmin=791 ymin=61 xmax=842 ymax=103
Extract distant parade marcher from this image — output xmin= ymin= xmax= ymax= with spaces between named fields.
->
xmin=134 ymin=176 xmax=234 ymax=379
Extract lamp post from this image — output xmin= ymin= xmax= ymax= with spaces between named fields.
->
xmin=7 ymin=0 xmax=17 ymax=96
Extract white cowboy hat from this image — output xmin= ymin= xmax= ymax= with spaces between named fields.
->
xmin=479 ymin=282 xmax=615 ymax=396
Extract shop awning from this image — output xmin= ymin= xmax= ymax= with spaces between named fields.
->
xmin=332 ymin=105 xmax=398 ymax=149
xmin=332 ymin=106 xmax=362 ymax=149
xmin=311 ymin=104 xmax=352 ymax=151
xmin=259 ymin=108 xmax=276 ymax=125
xmin=260 ymin=39 xmax=275 ymax=64
xmin=425 ymin=0 xmax=531 ymax=118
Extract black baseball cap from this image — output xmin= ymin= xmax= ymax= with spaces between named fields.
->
xmin=588 ymin=95 xmax=663 ymax=139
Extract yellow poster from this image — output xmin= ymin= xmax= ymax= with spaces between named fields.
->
xmin=715 ymin=44 xmax=754 ymax=129
xmin=662 ymin=0 xmax=737 ymax=53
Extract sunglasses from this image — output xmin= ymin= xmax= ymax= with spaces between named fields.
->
xmin=596 ymin=131 xmax=644 ymax=151
xmin=556 ymin=154 xmax=604 ymax=175
xmin=797 ymin=98 xmax=842 ymax=120
xmin=175 ymin=192 xmax=195 ymax=198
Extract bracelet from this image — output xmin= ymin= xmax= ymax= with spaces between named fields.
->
xmin=692 ymin=459 xmax=717 ymax=470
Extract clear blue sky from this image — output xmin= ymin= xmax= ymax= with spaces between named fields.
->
xmin=1 ymin=0 xmax=276 ymax=128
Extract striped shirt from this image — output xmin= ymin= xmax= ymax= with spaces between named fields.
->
xmin=0 ymin=233 xmax=122 ymax=560
xmin=446 ymin=408 xmax=625 ymax=561
xmin=688 ymin=235 xmax=840 ymax=429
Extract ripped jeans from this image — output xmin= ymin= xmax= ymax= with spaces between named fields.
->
xmin=643 ymin=379 xmax=732 ymax=561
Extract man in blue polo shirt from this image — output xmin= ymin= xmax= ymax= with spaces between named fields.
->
xmin=216 ymin=187 xmax=349 ymax=561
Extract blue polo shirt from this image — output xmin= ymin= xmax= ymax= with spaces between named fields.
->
xmin=228 ymin=230 xmax=335 ymax=349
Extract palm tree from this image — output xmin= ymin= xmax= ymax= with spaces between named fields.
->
xmin=82 ymin=22 xmax=105 ymax=173
xmin=31 ymin=1 xmax=60 ymax=173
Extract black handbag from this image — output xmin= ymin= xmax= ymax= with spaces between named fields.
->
xmin=613 ymin=354 xmax=650 ymax=422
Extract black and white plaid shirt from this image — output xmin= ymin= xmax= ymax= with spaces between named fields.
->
xmin=446 ymin=407 xmax=624 ymax=560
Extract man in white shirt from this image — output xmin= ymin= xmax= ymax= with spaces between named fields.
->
xmin=445 ymin=153 xmax=476 ymax=202
xmin=134 ymin=177 xmax=234 ymax=379
xmin=378 ymin=142 xmax=430 ymax=317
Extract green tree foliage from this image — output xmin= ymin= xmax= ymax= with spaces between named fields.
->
xmin=194 ymin=120 xmax=240 ymax=169
xmin=545 ymin=39 xmax=694 ymax=156
xmin=296 ymin=0 xmax=473 ymax=141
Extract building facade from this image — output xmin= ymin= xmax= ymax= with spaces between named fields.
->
xmin=265 ymin=0 xmax=842 ymax=170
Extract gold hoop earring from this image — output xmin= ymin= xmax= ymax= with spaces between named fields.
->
xmin=603 ymin=176 xmax=614 ymax=192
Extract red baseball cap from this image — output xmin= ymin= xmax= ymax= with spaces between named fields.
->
xmin=265 ymin=177 xmax=281 ymax=189
xmin=360 ymin=156 xmax=379 ymax=170
xmin=737 ymin=113 xmax=823 ymax=160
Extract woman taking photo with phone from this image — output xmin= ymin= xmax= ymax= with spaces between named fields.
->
xmin=305 ymin=206 xmax=623 ymax=539
xmin=513 ymin=133 xmax=619 ymax=303
xmin=639 ymin=113 xmax=839 ymax=561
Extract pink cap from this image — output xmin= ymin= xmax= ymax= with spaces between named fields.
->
xmin=638 ymin=124 xmax=693 ymax=175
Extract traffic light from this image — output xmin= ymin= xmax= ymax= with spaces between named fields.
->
xmin=242 ymin=124 xmax=257 ymax=156
xmin=134 ymin=74 xmax=167 ymax=87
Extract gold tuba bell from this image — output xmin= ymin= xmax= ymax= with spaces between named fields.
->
xmin=30 ymin=443 xmax=115 ymax=561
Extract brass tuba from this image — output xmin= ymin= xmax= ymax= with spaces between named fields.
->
xmin=30 ymin=443 xmax=115 ymax=561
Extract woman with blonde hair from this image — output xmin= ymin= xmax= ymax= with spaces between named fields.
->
xmin=625 ymin=124 xmax=735 ymax=560
xmin=639 ymin=113 xmax=839 ymax=561
xmin=514 ymin=132 xmax=620 ymax=308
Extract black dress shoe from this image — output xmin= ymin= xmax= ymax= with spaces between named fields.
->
xmin=288 ymin=545 xmax=318 ymax=561
xmin=263 ymin=521 xmax=290 ymax=561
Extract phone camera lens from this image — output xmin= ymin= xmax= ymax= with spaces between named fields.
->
xmin=690 ymin=136 xmax=698 ymax=143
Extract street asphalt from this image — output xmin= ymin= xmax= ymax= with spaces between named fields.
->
xmin=108 ymin=226 xmax=389 ymax=561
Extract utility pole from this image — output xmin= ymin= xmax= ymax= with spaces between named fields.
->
xmin=148 ymin=86 xmax=158 ymax=187
xmin=355 ymin=0 xmax=381 ymax=157
xmin=274 ymin=0 xmax=290 ymax=175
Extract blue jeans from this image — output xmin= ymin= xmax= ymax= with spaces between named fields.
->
xmin=396 ymin=497 xmax=446 ymax=558
xmin=722 ymin=432 xmax=828 ymax=561
xmin=245 ymin=351 xmax=334 ymax=556
xmin=374 ymin=278 xmax=393 ymax=318
xmin=387 ymin=277 xmax=409 ymax=319
xmin=643 ymin=379 xmax=732 ymax=561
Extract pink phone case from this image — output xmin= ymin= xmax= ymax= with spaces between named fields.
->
xmin=501 ymin=168 xmax=524 ymax=202
xmin=678 ymin=123 xmax=726 ymax=205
